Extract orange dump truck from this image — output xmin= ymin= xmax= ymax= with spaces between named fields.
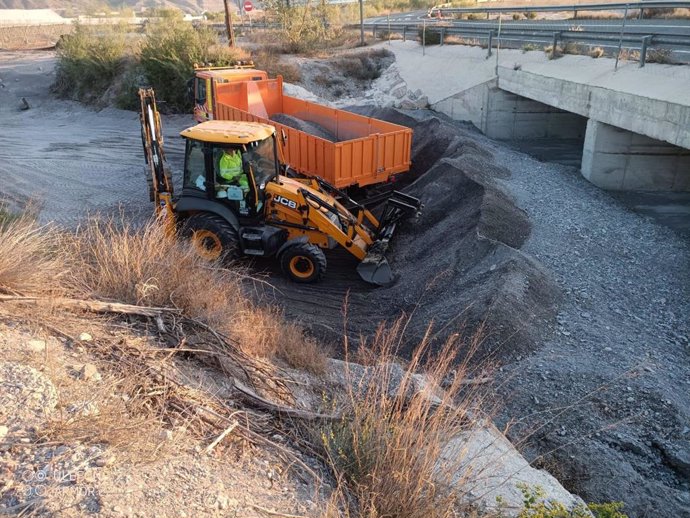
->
xmin=191 ymin=71 xmax=413 ymax=190
xmin=192 ymin=65 xmax=268 ymax=122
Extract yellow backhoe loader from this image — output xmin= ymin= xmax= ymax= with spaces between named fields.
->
xmin=139 ymin=88 xmax=421 ymax=285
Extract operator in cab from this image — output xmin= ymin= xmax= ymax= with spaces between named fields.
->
xmin=217 ymin=148 xmax=250 ymax=213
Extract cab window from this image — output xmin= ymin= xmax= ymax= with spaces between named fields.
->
xmin=244 ymin=137 xmax=278 ymax=188
xmin=183 ymin=140 xmax=206 ymax=191
xmin=196 ymin=78 xmax=207 ymax=105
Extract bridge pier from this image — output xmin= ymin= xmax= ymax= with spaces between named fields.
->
xmin=581 ymin=120 xmax=690 ymax=191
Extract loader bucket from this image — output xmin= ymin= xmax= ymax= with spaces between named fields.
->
xmin=357 ymin=255 xmax=394 ymax=286
xmin=356 ymin=191 xmax=422 ymax=286
xmin=357 ymin=238 xmax=395 ymax=286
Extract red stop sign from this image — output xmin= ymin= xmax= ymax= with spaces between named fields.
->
xmin=243 ymin=1 xmax=253 ymax=12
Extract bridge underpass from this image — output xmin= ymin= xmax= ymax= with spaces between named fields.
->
xmin=429 ymin=51 xmax=690 ymax=194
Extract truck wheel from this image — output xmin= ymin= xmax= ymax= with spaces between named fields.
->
xmin=182 ymin=213 xmax=239 ymax=262
xmin=280 ymin=243 xmax=326 ymax=283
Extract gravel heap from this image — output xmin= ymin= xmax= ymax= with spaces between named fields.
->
xmin=269 ymin=114 xmax=339 ymax=142
xmin=267 ymin=107 xmax=561 ymax=360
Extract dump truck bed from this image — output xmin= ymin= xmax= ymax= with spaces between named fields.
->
xmin=213 ymin=76 xmax=412 ymax=189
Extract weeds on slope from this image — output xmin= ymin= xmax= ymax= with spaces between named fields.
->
xmin=65 ymin=218 xmax=325 ymax=371
xmin=310 ymin=318 xmax=493 ymax=518
xmin=0 ymin=216 xmax=65 ymax=297
xmin=0 ymin=215 xmax=325 ymax=372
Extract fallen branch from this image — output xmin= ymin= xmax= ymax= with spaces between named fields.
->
xmin=0 ymin=294 xmax=180 ymax=318
xmin=234 ymin=379 xmax=342 ymax=423
xmin=251 ymin=503 xmax=307 ymax=518
xmin=205 ymin=421 xmax=239 ymax=454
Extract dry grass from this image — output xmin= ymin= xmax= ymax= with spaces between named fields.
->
xmin=444 ymin=35 xmax=482 ymax=46
xmin=61 ymin=218 xmax=325 ymax=371
xmin=0 ymin=217 xmax=66 ymax=296
xmin=0 ymin=24 xmax=72 ymax=50
xmin=588 ymin=46 xmax=605 ymax=58
xmin=41 ymin=367 xmax=171 ymax=463
xmin=0 ymin=216 xmax=326 ymax=372
xmin=311 ymin=318 xmax=492 ymax=518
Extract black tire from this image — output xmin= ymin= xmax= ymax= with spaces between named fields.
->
xmin=182 ymin=213 xmax=239 ymax=262
xmin=279 ymin=243 xmax=327 ymax=283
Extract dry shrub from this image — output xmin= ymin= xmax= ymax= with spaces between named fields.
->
xmin=376 ymin=30 xmax=403 ymax=41
xmin=330 ymin=49 xmax=393 ymax=81
xmin=645 ymin=48 xmax=674 ymax=64
xmin=314 ymin=318 xmax=490 ymax=518
xmin=63 ymin=218 xmax=325 ymax=370
xmin=562 ymin=41 xmax=584 ymax=55
xmin=544 ymin=44 xmax=561 ymax=59
xmin=0 ymin=217 xmax=65 ymax=296
xmin=572 ymin=11 xmax=622 ymax=19
xmin=252 ymin=45 xmax=302 ymax=83
xmin=588 ymin=46 xmax=605 ymax=58
xmin=445 ymin=35 xmax=481 ymax=46
xmin=617 ymin=48 xmax=640 ymax=62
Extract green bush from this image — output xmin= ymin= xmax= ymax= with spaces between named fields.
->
xmin=511 ymin=485 xmax=629 ymax=518
xmin=588 ymin=502 xmax=628 ymax=518
xmin=263 ymin=0 xmax=343 ymax=54
xmin=53 ymin=23 xmax=128 ymax=103
xmin=140 ymin=18 xmax=246 ymax=112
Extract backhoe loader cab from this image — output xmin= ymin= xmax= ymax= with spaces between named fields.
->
xmin=180 ymin=121 xmax=279 ymax=218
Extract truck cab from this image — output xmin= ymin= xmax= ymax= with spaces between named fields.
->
xmin=191 ymin=65 xmax=268 ymax=123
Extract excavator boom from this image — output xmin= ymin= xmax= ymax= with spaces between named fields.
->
xmin=139 ymin=88 xmax=175 ymax=234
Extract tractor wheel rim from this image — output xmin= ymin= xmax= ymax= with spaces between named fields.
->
xmin=289 ymin=256 xmax=315 ymax=278
xmin=192 ymin=230 xmax=222 ymax=260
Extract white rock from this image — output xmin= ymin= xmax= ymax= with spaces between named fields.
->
xmin=443 ymin=422 xmax=590 ymax=516
xmin=79 ymin=332 xmax=93 ymax=342
xmin=0 ymin=425 xmax=8 ymax=439
xmin=158 ymin=429 xmax=173 ymax=441
xmin=27 ymin=339 xmax=46 ymax=353
xmin=79 ymin=363 xmax=101 ymax=381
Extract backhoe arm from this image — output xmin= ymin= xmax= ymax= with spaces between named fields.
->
xmin=138 ymin=88 xmax=176 ymax=234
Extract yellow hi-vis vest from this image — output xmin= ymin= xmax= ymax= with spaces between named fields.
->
xmin=219 ymin=151 xmax=247 ymax=187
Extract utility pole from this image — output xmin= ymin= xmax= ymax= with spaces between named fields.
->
xmin=359 ymin=0 xmax=364 ymax=46
xmin=224 ymin=0 xmax=235 ymax=47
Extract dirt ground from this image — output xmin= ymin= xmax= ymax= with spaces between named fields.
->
xmin=0 ymin=316 xmax=323 ymax=518
xmin=0 ymin=51 xmax=189 ymax=227
xmin=1 ymin=49 xmax=689 ymax=518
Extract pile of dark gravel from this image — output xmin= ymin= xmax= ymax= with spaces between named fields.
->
xmin=265 ymin=107 xmax=561 ymax=361
xmin=270 ymin=113 xmax=339 ymax=142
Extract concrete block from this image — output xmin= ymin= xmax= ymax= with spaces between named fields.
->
xmin=674 ymin=158 xmax=690 ymax=190
xmin=584 ymin=153 xmax=628 ymax=190
xmin=547 ymin=114 xmax=587 ymax=139
xmin=485 ymin=120 xmax=516 ymax=140
xmin=622 ymin=156 xmax=677 ymax=190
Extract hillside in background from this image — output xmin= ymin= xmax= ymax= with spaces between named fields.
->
xmin=0 ymin=0 xmax=224 ymax=14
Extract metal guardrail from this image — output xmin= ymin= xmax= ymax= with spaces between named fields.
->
xmin=364 ymin=20 xmax=690 ymax=66
xmin=429 ymin=1 xmax=690 ymax=15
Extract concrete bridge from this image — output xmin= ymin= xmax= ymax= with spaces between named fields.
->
xmin=391 ymin=42 xmax=690 ymax=192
